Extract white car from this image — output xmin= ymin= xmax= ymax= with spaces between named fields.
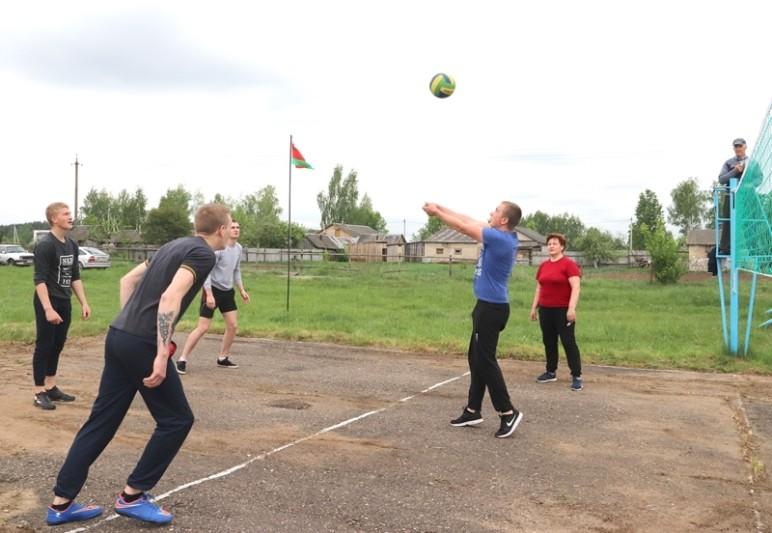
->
xmin=0 ymin=244 xmax=34 ymax=266
xmin=79 ymin=247 xmax=111 ymax=269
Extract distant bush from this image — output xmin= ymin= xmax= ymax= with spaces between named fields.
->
xmin=642 ymin=224 xmax=687 ymax=284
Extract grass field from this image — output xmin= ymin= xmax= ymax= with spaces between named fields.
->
xmin=1 ymin=260 xmax=771 ymax=373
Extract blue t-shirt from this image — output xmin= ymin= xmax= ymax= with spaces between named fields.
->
xmin=473 ymin=227 xmax=518 ymax=304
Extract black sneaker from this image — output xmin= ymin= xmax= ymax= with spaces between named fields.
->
xmin=175 ymin=360 xmax=187 ymax=375
xmin=450 ymin=408 xmax=483 ymax=427
xmin=571 ymin=376 xmax=583 ymax=391
xmin=46 ymin=386 xmax=75 ymax=402
xmin=217 ymin=357 xmax=239 ymax=369
xmin=495 ymin=410 xmax=523 ymax=438
xmin=34 ymin=392 xmax=56 ymax=410
xmin=536 ymin=371 xmax=557 ymax=383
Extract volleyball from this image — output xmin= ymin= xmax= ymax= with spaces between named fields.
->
xmin=430 ymin=73 xmax=455 ymax=98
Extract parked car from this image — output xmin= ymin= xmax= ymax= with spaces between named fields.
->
xmin=0 ymin=244 xmax=34 ymax=266
xmin=78 ymin=247 xmax=111 ymax=269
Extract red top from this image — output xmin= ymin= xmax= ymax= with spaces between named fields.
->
xmin=536 ymin=256 xmax=582 ymax=308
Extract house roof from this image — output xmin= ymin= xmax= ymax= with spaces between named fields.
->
xmin=424 ymin=226 xmax=545 ymax=246
xmin=304 ymin=233 xmax=344 ymax=250
xmin=686 ymin=229 xmax=716 ymax=246
xmin=515 ymin=226 xmax=547 ymax=244
xmin=110 ymin=229 xmax=142 ymax=244
xmin=358 ymin=233 xmax=406 ymax=244
xmin=322 ymin=223 xmax=378 ymax=237
xmin=69 ymin=226 xmax=90 ymax=242
xmin=384 ymin=234 xmax=406 ymax=245
xmin=426 ymin=227 xmax=476 ymax=243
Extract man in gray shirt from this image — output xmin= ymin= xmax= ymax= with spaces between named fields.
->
xmin=176 ymin=219 xmax=250 ymax=373
xmin=718 ymin=138 xmax=749 ymax=253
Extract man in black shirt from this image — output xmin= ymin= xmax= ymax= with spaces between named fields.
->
xmin=32 ymin=202 xmax=91 ymax=410
xmin=46 ymin=203 xmax=231 ymax=527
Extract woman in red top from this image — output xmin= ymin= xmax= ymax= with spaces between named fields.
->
xmin=529 ymin=233 xmax=583 ymax=391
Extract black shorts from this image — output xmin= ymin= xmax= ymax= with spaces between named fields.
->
xmin=199 ymin=287 xmax=237 ymax=319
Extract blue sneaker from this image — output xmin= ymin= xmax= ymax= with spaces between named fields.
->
xmin=114 ymin=493 xmax=173 ymax=524
xmin=46 ymin=501 xmax=103 ymax=525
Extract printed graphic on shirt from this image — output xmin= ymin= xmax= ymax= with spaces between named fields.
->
xmin=474 ymin=246 xmax=484 ymax=280
xmin=58 ymin=255 xmax=74 ymax=288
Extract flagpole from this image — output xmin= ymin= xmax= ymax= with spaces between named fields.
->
xmin=287 ymin=135 xmax=293 ymax=312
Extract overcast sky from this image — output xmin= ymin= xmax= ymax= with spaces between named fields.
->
xmin=1 ymin=0 xmax=770 ymax=239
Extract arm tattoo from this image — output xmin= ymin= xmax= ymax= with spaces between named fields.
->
xmin=158 ymin=311 xmax=176 ymax=345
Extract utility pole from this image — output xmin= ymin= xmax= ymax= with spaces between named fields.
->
xmin=403 ymin=218 xmax=406 ymax=237
xmin=72 ymin=155 xmax=82 ymax=223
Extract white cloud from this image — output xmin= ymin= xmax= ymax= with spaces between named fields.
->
xmin=0 ymin=0 xmax=770 ymax=240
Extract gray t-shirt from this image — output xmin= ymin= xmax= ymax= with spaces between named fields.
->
xmin=204 ymin=242 xmax=243 ymax=291
xmin=111 ymin=236 xmax=216 ymax=339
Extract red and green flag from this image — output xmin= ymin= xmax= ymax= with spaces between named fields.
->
xmin=291 ymin=144 xmax=313 ymax=169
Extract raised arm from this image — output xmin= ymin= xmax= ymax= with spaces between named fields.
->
xmin=423 ymin=203 xmax=486 ymax=242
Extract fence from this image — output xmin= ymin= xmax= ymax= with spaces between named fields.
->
xmin=112 ymin=245 xmax=652 ymax=268
xmin=112 ymin=246 xmax=325 ymax=264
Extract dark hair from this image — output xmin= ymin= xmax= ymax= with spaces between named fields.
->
xmin=501 ymin=201 xmax=522 ymax=230
xmin=546 ymin=233 xmax=567 ymax=248
xmin=194 ymin=203 xmax=231 ymax=234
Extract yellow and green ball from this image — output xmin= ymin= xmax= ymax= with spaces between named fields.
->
xmin=430 ymin=73 xmax=455 ymax=98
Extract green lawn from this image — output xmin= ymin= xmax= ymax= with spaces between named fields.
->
xmin=2 ymin=260 xmax=771 ymax=373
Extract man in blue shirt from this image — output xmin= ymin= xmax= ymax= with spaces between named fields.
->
xmin=422 ymin=201 xmax=524 ymax=438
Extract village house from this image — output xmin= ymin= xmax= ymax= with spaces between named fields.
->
xmin=404 ymin=226 xmax=546 ymax=264
xmin=686 ymin=228 xmax=716 ymax=272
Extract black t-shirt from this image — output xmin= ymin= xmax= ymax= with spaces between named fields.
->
xmin=33 ymin=234 xmax=80 ymax=300
xmin=111 ymin=236 xmax=216 ymax=340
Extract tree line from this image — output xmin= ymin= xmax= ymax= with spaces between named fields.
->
xmin=3 ymin=170 xmax=713 ymax=283
xmin=2 ymin=164 xmax=388 ymax=248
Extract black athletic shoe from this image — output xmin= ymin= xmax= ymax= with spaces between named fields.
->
xmin=536 ymin=371 xmax=557 ymax=383
xmin=450 ymin=408 xmax=483 ymax=427
xmin=175 ymin=360 xmax=187 ymax=375
xmin=217 ymin=357 xmax=239 ymax=369
xmin=571 ymin=376 xmax=583 ymax=391
xmin=495 ymin=410 xmax=523 ymax=438
xmin=47 ymin=386 xmax=75 ymax=402
xmin=34 ymin=392 xmax=56 ymax=410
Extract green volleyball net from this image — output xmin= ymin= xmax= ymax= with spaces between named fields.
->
xmin=735 ymin=101 xmax=772 ymax=277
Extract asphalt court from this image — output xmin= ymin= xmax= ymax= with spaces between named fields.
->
xmin=1 ymin=335 xmax=771 ymax=532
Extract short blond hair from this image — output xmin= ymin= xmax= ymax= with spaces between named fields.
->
xmin=45 ymin=202 xmax=69 ymax=225
xmin=194 ymin=203 xmax=231 ymax=234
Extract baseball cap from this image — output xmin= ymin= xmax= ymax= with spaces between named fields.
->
xmin=733 ymin=138 xmax=746 ymax=146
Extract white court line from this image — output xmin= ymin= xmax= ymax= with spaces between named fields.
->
xmin=63 ymin=370 xmax=470 ymax=533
